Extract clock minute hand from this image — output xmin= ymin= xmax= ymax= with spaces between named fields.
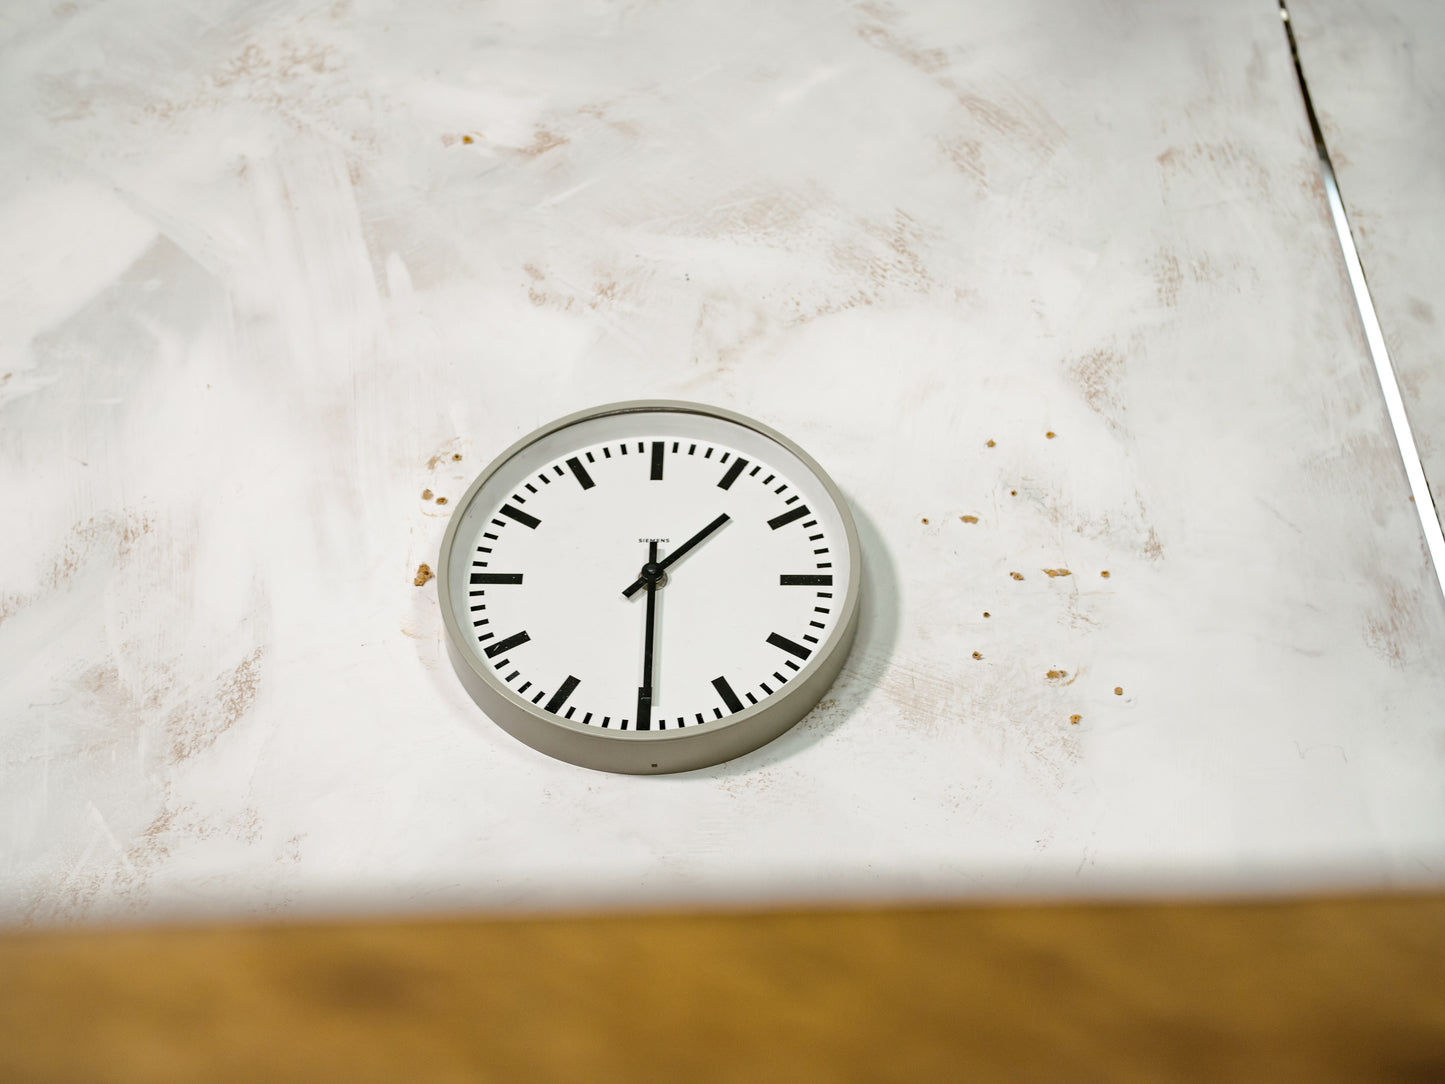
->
xmin=622 ymin=512 xmax=730 ymax=598
xmin=636 ymin=540 xmax=658 ymax=730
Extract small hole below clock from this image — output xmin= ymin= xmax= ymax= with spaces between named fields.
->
xmin=651 ymin=763 xmax=658 ymax=768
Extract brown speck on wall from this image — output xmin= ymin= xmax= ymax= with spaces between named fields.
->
xmin=960 ymin=515 xmax=978 ymax=523
xmin=972 ymin=651 xmax=982 ymax=660
xmin=1100 ymin=570 xmax=1111 ymax=578
xmin=1010 ymin=489 xmax=1017 ymax=496
xmin=414 ymin=563 xmax=434 ymax=587
xmin=982 ymin=612 xmax=990 ymax=618
xmin=921 ymin=517 xmax=929 ymax=524
xmin=1070 ymin=714 xmax=1082 ymax=724
xmin=1043 ymin=568 xmax=1071 ymax=577
xmin=1047 ymin=669 xmax=1067 ymax=679
xmin=1046 ymin=431 xmax=1055 ymax=439
xmin=436 ymin=497 xmax=448 ymax=505
xmin=1115 ymin=687 xmax=1124 ymax=695
xmin=453 ymin=453 xmax=462 ymax=461
xmin=985 ymin=439 xmax=995 ymax=447
xmin=1010 ymin=571 xmax=1024 ymax=581
xmin=421 ymin=489 xmax=433 ymax=500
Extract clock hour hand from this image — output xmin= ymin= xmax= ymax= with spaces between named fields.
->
xmin=636 ymin=540 xmax=658 ymax=730
xmin=622 ymin=512 xmax=731 ymax=598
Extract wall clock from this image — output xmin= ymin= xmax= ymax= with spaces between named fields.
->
xmin=437 ymin=400 xmax=861 ymax=774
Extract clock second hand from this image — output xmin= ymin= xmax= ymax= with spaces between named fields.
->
xmin=637 ymin=540 xmax=658 ymax=731
xmin=622 ymin=512 xmax=730 ymax=598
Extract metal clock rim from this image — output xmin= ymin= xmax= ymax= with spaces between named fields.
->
xmin=436 ymin=399 xmax=862 ymax=774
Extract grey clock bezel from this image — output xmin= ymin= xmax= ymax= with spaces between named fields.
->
xmin=436 ymin=399 xmax=861 ymax=774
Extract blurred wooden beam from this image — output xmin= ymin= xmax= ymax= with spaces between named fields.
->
xmin=3 ymin=896 xmax=1444 ymax=1081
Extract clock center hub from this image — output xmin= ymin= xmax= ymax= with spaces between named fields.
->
xmin=639 ymin=561 xmax=668 ymax=589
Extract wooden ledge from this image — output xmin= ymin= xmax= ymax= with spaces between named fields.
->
xmin=3 ymin=896 xmax=1444 ymax=1081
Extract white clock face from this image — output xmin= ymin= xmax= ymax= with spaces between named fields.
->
xmin=438 ymin=403 xmax=859 ymax=773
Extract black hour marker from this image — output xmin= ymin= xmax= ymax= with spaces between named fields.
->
xmin=650 ymin=441 xmax=665 ymax=480
xmin=500 ymin=504 xmax=540 ymax=529
xmin=544 ymin=675 xmax=580 ymax=714
xmin=781 ymin=574 xmax=833 ymax=586
xmin=768 ymin=505 xmax=810 ymax=530
xmin=484 ymin=630 xmax=531 ymax=658
xmin=470 ymin=573 xmax=524 ymax=585
xmin=767 ymin=632 xmax=812 ymax=660
xmin=718 ymin=457 xmax=748 ymax=490
xmin=713 ymin=676 xmax=745 ymax=714
xmin=566 ymin=456 xmax=595 ymax=490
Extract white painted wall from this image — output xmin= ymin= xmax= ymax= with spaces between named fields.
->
xmin=2 ymin=0 xmax=1443 ymax=925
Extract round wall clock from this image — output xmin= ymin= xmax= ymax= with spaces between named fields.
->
xmin=437 ymin=400 xmax=861 ymax=774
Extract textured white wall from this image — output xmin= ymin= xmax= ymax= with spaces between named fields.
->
xmin=1291 ymin=0 xmax=1445 ymax=535
xmin=2 ymin=0 xmax=1443 ymax=925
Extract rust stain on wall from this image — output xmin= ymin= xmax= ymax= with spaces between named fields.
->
xmin=167 ymin=647 xmax=265 ymax=764
xmin=1364 ymin=582 xmax=1424 ymax=669
xmin=516 ymin=127 xmax=567 ymax=158
xmin=1066 ymin=347 xmax=1126 ymax=432
xmin=0 ymin=511 xmax=154 ymax=628
xmin=1153 ymin=250 xmax=1183 ymax=307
